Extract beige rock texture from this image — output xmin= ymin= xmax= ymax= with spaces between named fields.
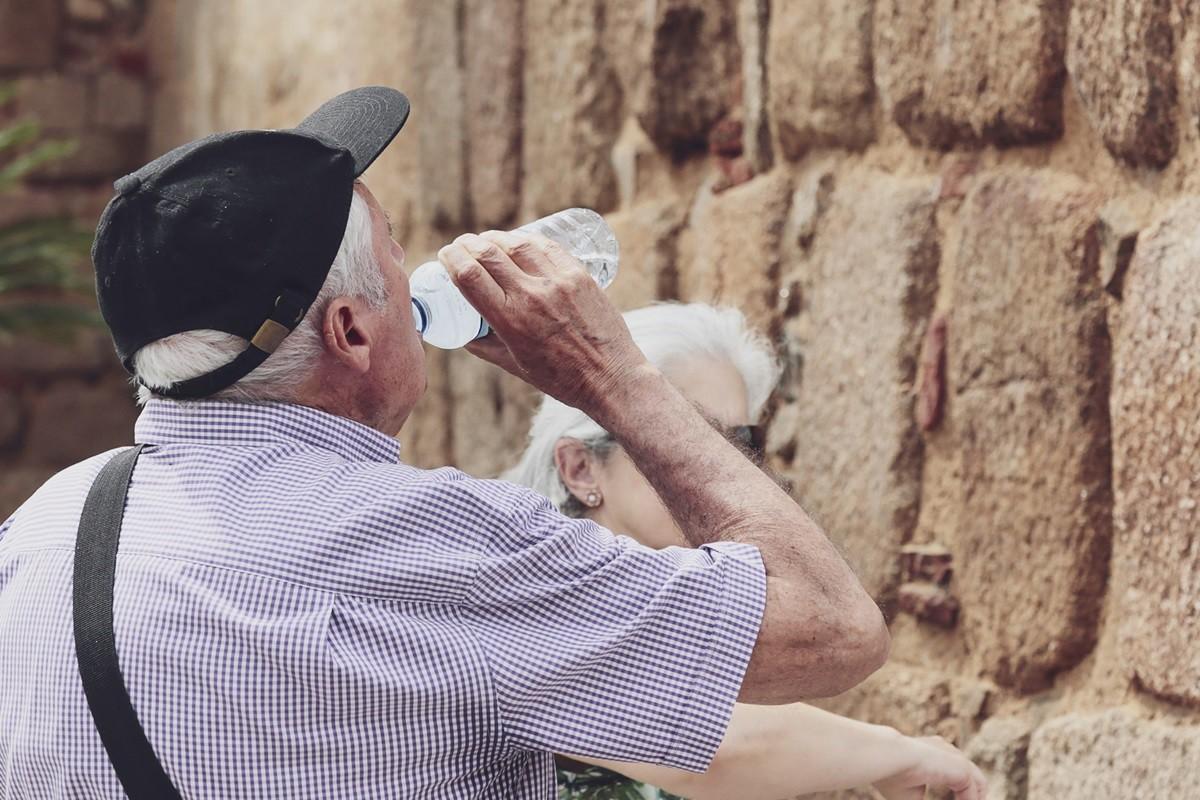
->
xmin=1028 ymin=709 xmax=1200 ymax=799
xmin=949 ymin=170 xmax=1112 ymax=693
xmin=634 ymin=0 xmax=740 ymax=154
xmin=677 ymin=170 xmax=792 ymax=326
xmin=768 ymin=0 xmax=875 ymax=160
xmin=966 ymin=716 xmax=1034 ymax=800
xmin=1111 ymin=196 xmax=1200 ymax=707
xmin=874 ymin=0 xmax=1068 ymax=148
xmin=1067 ymin=0 xmax=1177 ymax=169
xmin=522 ymin=0 xmax=623 ymax=217
xmin=3 ymin=0 xmax=1200 ymax=792
xmin=777 ymin=169 xmax=939 ymax=602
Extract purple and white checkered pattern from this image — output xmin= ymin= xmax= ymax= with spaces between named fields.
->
xmin=0 ymin=399 xmax=765 ymax=799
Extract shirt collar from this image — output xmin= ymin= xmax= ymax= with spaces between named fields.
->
xmin=134 ymin=398 xmax=402 ymax=464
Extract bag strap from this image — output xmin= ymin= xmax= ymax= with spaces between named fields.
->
xmin=72 ymin=444 xmax=184 ymax=800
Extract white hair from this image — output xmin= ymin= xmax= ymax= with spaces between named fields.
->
xmin=504 ymin=302 xmax=781 ymax=510
xmin=133 ymin=190 xmax=387 ymax=404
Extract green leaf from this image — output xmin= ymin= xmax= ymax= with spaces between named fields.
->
xmin=0 ymin=138 xmax=78 ymax=189
xmin=0 ymin=119 xmax=39 ymax=154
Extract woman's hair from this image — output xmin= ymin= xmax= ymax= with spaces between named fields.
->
xmin=132 ymin=190 xmax=387 ymax=404
xmin=504 ymin=302 xmax=781 ymax=513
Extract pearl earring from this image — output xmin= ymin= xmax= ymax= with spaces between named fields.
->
xmin=585 ymin=491 xmax=602 ymax=508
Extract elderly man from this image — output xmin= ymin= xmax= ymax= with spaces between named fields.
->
xmin=0 ymin=87 xmax=889 ymax=799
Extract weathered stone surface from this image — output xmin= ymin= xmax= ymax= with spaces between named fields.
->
xmin=1096 ymin=197 xmax=1151 ymax=299
xmin=95 ymin=71 xmax=149 ymax=130
xmin=1112 ymin=196 xmax=1200 ymax=706
xmin=1068 ymin=0 xmax=1177 ymax=169
xmin=16 ymin=74 xmax=89 ymax=130
xmin=0 ymin=330 xmax=115 ymax=377
xmin=447 ymin=352 xmax=540 ymax=478
xmin=24 ymin=376 xmax=138 ymax=467
xmin=603 ymin=201 xmax=686 ymax=310
xmin=874 ymin=0 xmax=1067 ymax=148
xmin=0 ymin=466 xmax=58 ymax=520
xmin=463 ymin=0 xmax=523 ymax=230
xmin=817 ymin=662 xmax=991 ymax=743
xmin=1028 ymin=710 xmax=1200 ymax=799
xmin=0 ymin=0 xmax=62 ymax=69
xmin=778 ymin=168 xmax=939 ymax=600
xmin=411 ymin=2 xmax=467 ymax=231
xmin=67 ymin=0 xmax=109 ymax=24
xmin=523 ymin=0 xmax=623 ymax=216
xmin=678 ymin=170 xmax=791 ymax=327
xmin=950 ymin=170 xmax=1110 ymax=693
xmin=33 ymin=130 xmax=146 ymax=182
xmin=0 ymin=390 xmax=22 ymax=451
xmin=738 ymin=0 xmax=772 ymax=173
xmin=634 ymin=0 xmax=739 ymax=153
xmin=768 ymin=0 xmax=874 ymax=160
xmin=966 ymin=716 xmax=1034 ymax=800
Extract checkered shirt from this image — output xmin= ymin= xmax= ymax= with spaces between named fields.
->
xmin=0 ymin=399 xmax=766 ymax=798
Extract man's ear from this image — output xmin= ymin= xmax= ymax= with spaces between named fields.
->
xmin=553 ymin=438 xmax=601 ymax=504
xmin=321 ymin=296 xmax=373 ymax=374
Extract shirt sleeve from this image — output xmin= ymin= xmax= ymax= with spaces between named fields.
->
xmin=461 ymin=488 xmax=766 ymax=772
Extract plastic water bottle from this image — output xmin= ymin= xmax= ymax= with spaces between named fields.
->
xmin=409 ymin=208 xmax=619 ymax=349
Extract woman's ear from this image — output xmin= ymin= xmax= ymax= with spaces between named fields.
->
xmin=553 ymin=438 xmax=601 ymax=505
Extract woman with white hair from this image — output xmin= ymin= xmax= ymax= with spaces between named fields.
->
xmin=507 ymin=302 xmax=986 ymax=800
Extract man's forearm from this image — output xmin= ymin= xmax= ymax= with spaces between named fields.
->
xmin=587 ymin=364 xmax=889 ymax=699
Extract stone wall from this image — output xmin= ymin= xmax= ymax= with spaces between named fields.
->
xmin=0 ymin=0 xmax=150 ymax=514
xmin=7 ymin=0 xmax=1199 ymax=796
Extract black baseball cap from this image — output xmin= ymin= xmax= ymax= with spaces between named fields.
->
xmin=92 ymin=86 xmax=410 ymax=399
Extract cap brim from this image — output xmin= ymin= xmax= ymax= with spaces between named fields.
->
xmin=293 ymin=86 xmax=410 ymax=177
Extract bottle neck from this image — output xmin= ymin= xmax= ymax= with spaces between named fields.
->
xmin=410 ymin=296 xmax=430 ymax=334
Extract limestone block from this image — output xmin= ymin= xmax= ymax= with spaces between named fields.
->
xmin=95 ymin=71 xmax=149 ymax=131
xmin=950 ymin=170 xmax=1110 ymax=692
xmin=0 ymin=466 xmax=58 ymax=520
xmin=0 ymin=390 xmax=22 ymax=452
xmin=447 ymin=352 xmax=540 ymax=479
xmin=24 ymin=376 xmax=138 ymax=467
xmin=782 ymin=169 xmax=939 ymax=600
xmin=1112 ymin=196 xmax=1200 ymax=705
xmin=463 ymin=0 xmax=523 ymax=230
xmin=738 ymin=0 xmax=772 ymax=173
xmin=0 ymin=330 xmax=115 ymax=377
xmin=1028 ymin=710 xmax=1200 ymax=799
xmin=604 ymin=201 xmax=687 ymax=310
xmin=874 ymin=0 xmax=1067 ymax=148
xmin=817 ymin=662 xmax=991 ymax=743
xmin=1068 ymin=0 xmax=1177 ymax=169
xmin=966 ymin=717 xmax=1034 ymax=800
xmin=768 ymin=0 xmax=874 ymax=160
xmin=412 ymin=2 xmax=467 ymax=231
xmin=523 ymin=0 xmax=623 ymax=216
xmin=634 ymin=0 xmax=739 ymax=153
xmin=678 ymin=170 xmax=792 ymax=327
xmin=16 ymin=74 xmax=89 ymax=130
xmin=33 ymin=130 xmax=146 ymax=182
xmin=0 ymin=0 xmax=62 ymax=69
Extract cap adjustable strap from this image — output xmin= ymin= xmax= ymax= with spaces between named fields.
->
xmin=146 ymin=289 xmax=311 ymax=399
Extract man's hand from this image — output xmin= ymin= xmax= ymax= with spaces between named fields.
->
xmin=437 ymin=231 xmax=649 ymax=412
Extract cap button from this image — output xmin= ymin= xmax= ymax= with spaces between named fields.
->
xmin=114 ymin=174 xmax=141 ymax=196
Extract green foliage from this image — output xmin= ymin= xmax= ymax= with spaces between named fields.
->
xmin=0 ymin=82 xmax=98 ymax=344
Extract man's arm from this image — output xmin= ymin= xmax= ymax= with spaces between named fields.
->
xmin=440 ymin=231 xmax=889 ymax=701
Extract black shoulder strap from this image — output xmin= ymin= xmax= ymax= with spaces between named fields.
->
xmin=72 ymin=445 xmax=184 ymax=800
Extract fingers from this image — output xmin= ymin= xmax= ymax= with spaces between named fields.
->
xmin=478 ymin=230 xmax=554 ymax=278
xmin=437 ymin=235 xmax=519 ymax=321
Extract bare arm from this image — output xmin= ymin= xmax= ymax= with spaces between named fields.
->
xmin=439 ymin=231 xmax=888 ymax=701
xmin=565 ymin=703 xmax=987 ymax=800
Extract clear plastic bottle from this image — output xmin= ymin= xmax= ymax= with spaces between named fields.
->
xmin=409 ymin=208 xmax=619 ymax=350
